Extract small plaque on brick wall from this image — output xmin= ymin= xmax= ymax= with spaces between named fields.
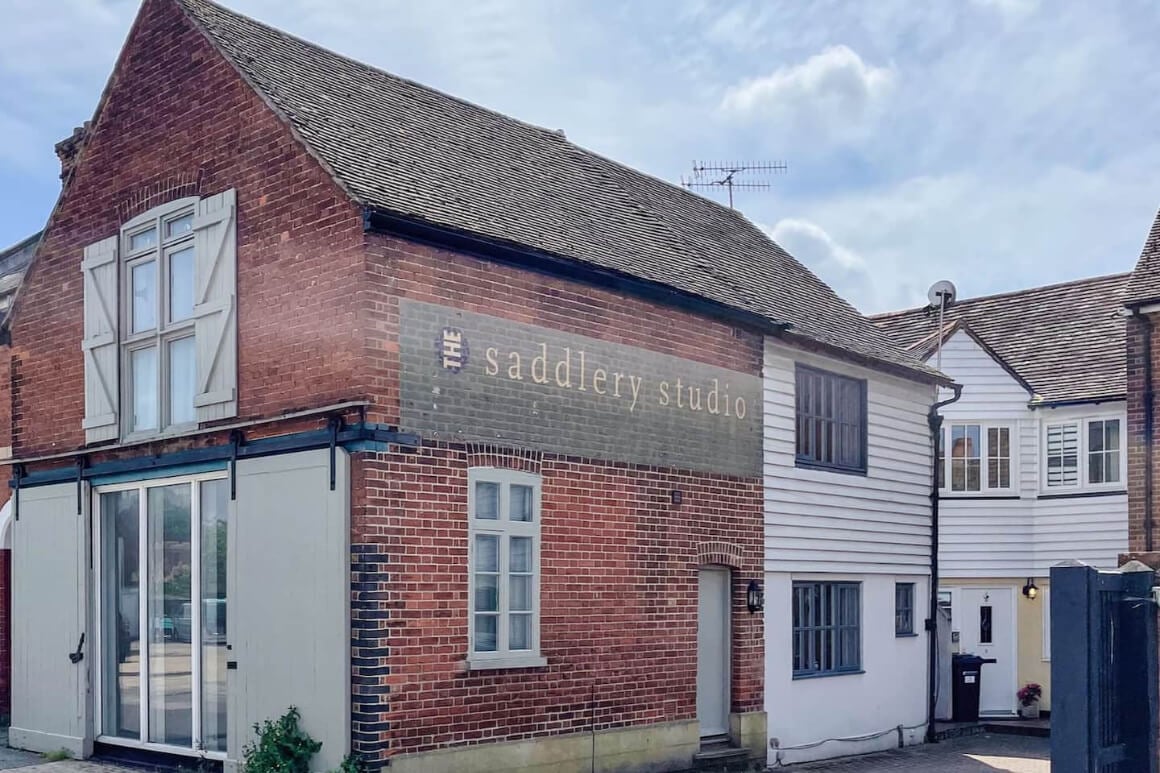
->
xmin=399 ymin=299 xmax=762 ymax=477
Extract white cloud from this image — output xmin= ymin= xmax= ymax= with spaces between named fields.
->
xmin=971 ymin=0 xmax=1040 ymax=21
xmin=719 ymin=45 xmax=894 ymax=140
xmin=762 ymin=218 xmax=880 ymax=311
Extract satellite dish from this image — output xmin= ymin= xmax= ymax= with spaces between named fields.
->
xmin=927 ymin=280 xmax=957 ymax=309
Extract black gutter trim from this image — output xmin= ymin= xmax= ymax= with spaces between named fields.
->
xmin=1037 ymin=490 xmax=1128 ymax=501
xmin=365 ymin=207 xmax=949 ymax=388
xmin=1030 ymin=396 xmax=1127 ymax=409
xmin=927 ymin=383 xmax=963 ymax=745
xmin=11 ymin=423 xmax=420 ymax=489
xmin=364 ymin=207 xmax=790 ymax=338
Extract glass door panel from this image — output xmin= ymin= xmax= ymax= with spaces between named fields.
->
xmin=200 ymin=479 xmax=229 ymax=752
xmin=146 ymin=484 xmax=193 ymax=747
xmin=101 ymin=490 xmax=142 ymax=740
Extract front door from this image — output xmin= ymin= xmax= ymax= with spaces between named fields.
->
xmin=959 ymin=587 xmax=1016 ymax=715
xmin=96 ymin=475 xmax=230 ymax=755
xmin=697 ymin=568 xmax=730 ymax=737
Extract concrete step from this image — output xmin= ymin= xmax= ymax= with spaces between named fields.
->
xmin=692 ymin=739 xmax=751 ymax=772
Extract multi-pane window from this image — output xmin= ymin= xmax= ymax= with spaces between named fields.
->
xmin=1045 ymin=419 xmax=1122 ymax=490
xmin=1045 ymin=423 xmax=1079 ymax=487
xmin=895 ymin=583 xmax=915 ymax=636
xmin=795 ymin=365 xmax=867 ymax=473
xmin=792 ymin=581 xmax=861 ymax=677
xmin=987 ymin=427 xmax=1011 ymax=489
xmin=469 ymin=469 xmax=542 ymax=665
xmin=941 ymin=423 xmax=1013 ymax=493
xmin=121 ymin=200 xmax=198 ymax=436
xmin=1088 ymin=419 xmax=1121 ymax=485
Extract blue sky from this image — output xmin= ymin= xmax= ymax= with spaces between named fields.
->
xmin=3 ymin=0 xmax=1159 ymax=313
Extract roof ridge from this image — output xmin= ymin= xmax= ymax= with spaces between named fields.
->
xmin=174 ymin=0 xmax=567 ymax=143
xmin=870 ymin=270 xmax=1131 ymax=319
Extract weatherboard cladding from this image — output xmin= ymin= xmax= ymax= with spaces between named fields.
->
xmin=173 ymin=0 xmax=937 ymax=382
xmin=872 ymin=273 xmax=1128 ymax=404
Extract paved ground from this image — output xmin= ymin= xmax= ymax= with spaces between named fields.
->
xmin=781 ymin=733 xmax=1050 ymax=771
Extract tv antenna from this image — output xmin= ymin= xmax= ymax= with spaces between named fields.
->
xmin=681 ymin=161 xmax=787 ymax=209
xmin=926 ymin=280 xmax=957 ymax=371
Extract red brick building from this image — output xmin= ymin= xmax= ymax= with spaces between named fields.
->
xmin=2 ymin=1 xmax=939 ymax=771
xmin=1125 ymin=210 xmax=1160 ymax=561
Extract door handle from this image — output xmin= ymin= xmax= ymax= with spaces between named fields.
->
xmin=68 ymin=633 xmax=85 ymax=664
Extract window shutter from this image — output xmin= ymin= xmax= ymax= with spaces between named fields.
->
xmin=192 ymin=189 xmax=238 ymax=422
xmin=81 ymin=235 xmax=120 ymax=443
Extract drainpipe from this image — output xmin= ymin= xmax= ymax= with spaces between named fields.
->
xmin=1142 ymin=314 xmax=1155 ymax=551
xmin=926 ymin=382 xmax=963 ymax=744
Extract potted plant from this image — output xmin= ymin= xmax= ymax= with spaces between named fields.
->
xmin=1017 ymin=683 xmax=1042 ymax=719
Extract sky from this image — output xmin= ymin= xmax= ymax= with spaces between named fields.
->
xmin=2 ymin=0 xmax=1159 ymax=315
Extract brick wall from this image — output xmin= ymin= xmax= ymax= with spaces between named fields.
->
xmin=355 ymin=232 xmax=765 ymax=763
xmin=1128 ymin=315 xmax=1159 ymax=553
xmin=8 ymin=0 xmax=367 ymax=459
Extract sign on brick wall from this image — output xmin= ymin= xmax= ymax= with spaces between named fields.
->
xmin=400 ymin=299 xmax=762 ymax=476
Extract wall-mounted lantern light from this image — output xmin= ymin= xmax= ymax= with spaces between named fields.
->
xmin=1022 ymin=578 xmax=1039 ymax=600
xmin=747 ymin=579 xmax=764 ymax=614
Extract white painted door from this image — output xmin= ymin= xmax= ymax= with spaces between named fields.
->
xmin=697 ymin=568 xmax=730 ymax=737
xmin=959 ymin=587 xmax=1016 ymax=715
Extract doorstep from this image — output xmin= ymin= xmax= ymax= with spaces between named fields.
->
xmin=982 ymin=717 xmax=1051 ymax=738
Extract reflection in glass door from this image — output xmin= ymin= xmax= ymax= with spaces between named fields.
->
xmin=99 ymin=477 xmax=228 ymax=754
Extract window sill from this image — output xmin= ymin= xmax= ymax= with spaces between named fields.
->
xmin=938 ymin=493 xmax=1021 ymax=500
xmin=465 ymin=654 xmax=548 ymax=672
xmin=896 ymin=632 xmax=920 ymax=638
xmin=794 ymin=460 xmax=867 ymax=477
xmin=793 ymin=669 xmax=864 ymax=681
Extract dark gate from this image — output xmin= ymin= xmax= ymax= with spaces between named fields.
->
xmin=1051 ymin=560 xmax=1159 ymax=772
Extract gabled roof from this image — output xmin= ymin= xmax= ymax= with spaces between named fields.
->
xmin=872 ymin=273 xmax=1129 ymax=404
xmin=168 ymin=0 xmax=942 ymax=384
xmin=1125 ymin=209 xmax=1160 ymax=307
xmin=0 ymin=232 xmax=41 ymax=317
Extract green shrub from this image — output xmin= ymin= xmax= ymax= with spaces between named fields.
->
xmin=242 ymin=707 xmax=321 ymax=773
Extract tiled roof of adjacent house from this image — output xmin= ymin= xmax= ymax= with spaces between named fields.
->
xmin=172 ymin=0 xmax=942 ymax=383
xmin=872 ymin=273 xmax=1129 ymax=404
xmin=1125 ymin=209 xmax=1160 ymax=307
xmin=0 ymin=232 xmax=40 ymax=317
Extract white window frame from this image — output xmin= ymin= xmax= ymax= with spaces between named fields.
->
xmin=92 ymin=471 xmax=229 ymax=759
xmin=1040 ymin=416 xmax=1126 ymax=493
xmin=467 ymin=468 xmax=546 ymax=670
xmin=119 ymin=197 xmax=200 ymax=441
xmin=939 ymin=421 xmax=1017 ymax=496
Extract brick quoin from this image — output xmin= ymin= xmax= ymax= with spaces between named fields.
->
xmin=6 ymin=0 xmax=766 ymax=766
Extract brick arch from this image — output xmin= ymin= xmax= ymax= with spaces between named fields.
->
xmin=465 ymin=442 xmax=542 ymax=475
xmin=697 ymin=540 xmax=744 ymax=568
xmin=116 ymin=168 xmax=208 ymax=222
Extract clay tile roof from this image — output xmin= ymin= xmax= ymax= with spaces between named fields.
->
xmin=171 ymin=0 xmax=944 ymax=384
xmin=1125 ymin=209 xmax=1160 ymax=307
xmin=872 ymin=273 xmax=1129 ymax=404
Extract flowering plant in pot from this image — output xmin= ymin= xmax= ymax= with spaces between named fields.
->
xmin=1017 ymin=683 xmax=1042 ymax=718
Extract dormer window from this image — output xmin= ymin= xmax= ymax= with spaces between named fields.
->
xmin=80 ymin=190 xmax=238 ymax=444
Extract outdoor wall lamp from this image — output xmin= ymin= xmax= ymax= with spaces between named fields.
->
xmin=1022 ymin=578 xmax=1039 ymax=600
xmin=747 ymin=579 xmax=764 ymax=614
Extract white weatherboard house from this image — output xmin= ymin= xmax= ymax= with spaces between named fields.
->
xmin=763 ymin=331 xmax=941 ymax=765
xmin=874 ymin=273 xmax=1129 ymax=716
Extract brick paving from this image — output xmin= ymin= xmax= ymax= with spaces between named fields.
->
xmin=781 ymin=733 xmax=1050 ymax=772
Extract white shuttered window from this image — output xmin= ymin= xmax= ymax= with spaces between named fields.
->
xmin=1045 ymin=423 xmax=1079 ymax=488
xmin=81 ymin=191 xmax=237 ymax=443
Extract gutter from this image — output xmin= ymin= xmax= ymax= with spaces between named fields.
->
xmin=363 ymin=207 xmax=950 ymax=388
xmin=363 ymin=207 xmax=792 ymax=339
xmin=926 ymin=382 xmax=963 ymax=743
